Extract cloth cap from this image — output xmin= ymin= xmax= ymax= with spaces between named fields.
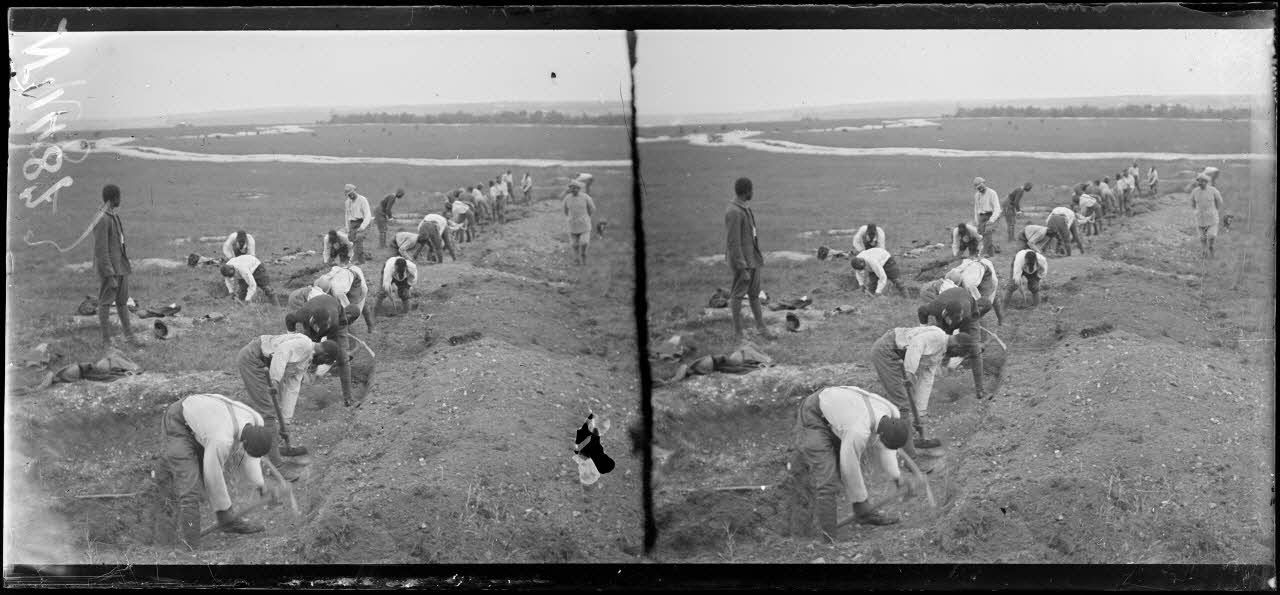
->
xmin=877 ymin=416 xmax=911 ymax=450
xmin=1196 ymin=173 xmax=1210 ymax=182
xmin=240 ymin=424 xmax=274 ymax=458
xmin=850 ymin=256 xmax=866 ymax=270
xmin=344 ymin=184 xmax=357 ymax=192
xmin=973 ymin=177 xmax=985 ymax=186
xmin=219 ymin=264 xmax=236 ymax=277
xmin=568 ymin=180 xmax=582 ymax=189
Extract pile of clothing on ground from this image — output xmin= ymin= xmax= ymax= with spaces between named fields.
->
xmin=657 ymin=341 xmax=774 ymax=385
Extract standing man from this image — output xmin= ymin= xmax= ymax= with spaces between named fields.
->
xmin=503 ymin=170 xmax=515 ymax=202
xmin=870 ymin=326 xmax=977 ymax=450
xmin=374 ymin=188 xmax=403 ymax=249
xmin=1146 ymin=166 xmax=1159 ymax=197
xmin=284 ymin=291 xmax=354 ymax=407
xmin=493 ymin=176 xmax=508 ymax=224
xmin=1190 ymin=173 xmax=1224 ymax=259
xmin=93 ymin=184 xmax=142 ymax=348
xmin=563 ymin=179 xmax=597 ymax=267
xmin=343 ymin=183 xmax=372 ymax=264
xmin=1004 ymin=248 xmax=1048 ymax=308
xmin=413 ymin=213 xmax=458 ymax=264
xmin=1004 ymin=183 xmax=1032 ymax=242
xmin=725 ymin=177 xmax=774 ymax=341
xmin=472 ymin=184 xmax=492 ymax=223
xmin=850 ymin=246 xmax=907 ymax=297
xmin=789 ymin=386 xmax=913 ymax=540
xmin=374 ymin=255 xmax=418 ymax=315
xmin=1099 ymin=177 xmax=1117 ymax=217
xmin=219 ymin=254 xmax=276 ymax=304
xmin=851 ymin=223 xmax=886 ymax=254
xmin=1128 ymin=161 xmax=1141 ymax=195
xmin=222 ymin=230 xmax=256 ymax=259
xmin=160 ymin=393 xmax=278 ymax=548
xmin=521 ymin=172 xmax=534 ymax=203
xmin=236 ymin=333 xmax=341 ymax=477
xmin=972 ymin=177 xmax=1002 ymax=257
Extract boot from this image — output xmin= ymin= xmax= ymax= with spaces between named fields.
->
xmin=215 ymin=508 xmax=264 ymax=535
xmin=815 ymin=496 xmax=838 ymax=543
xmin=118 ymin=304 xmax=143 ymax=347
xmin=178 ymin=503 xmax=202 ymax=549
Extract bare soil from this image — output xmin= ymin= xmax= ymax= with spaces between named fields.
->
xmin=649 ymin=190 xmax=1275 ymax=563
xmin=5 ymin=197 xmax=643 ymax=564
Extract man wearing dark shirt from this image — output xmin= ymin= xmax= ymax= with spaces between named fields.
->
xmin=917 ymin=287 xmax=988 ymax=400
xmin=374 ymin=188 xmax=403 ymax=249
xmin=93 ymin=184 xmax=143 ymax=349
xmin=725 ymin=177 xmax=775 ymax=340
xmin=1004 ymin=182 xmax=1032 ymax=242
xmin=284 ymin=293 xmax=354 ymax=407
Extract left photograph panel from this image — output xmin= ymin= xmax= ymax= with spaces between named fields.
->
xmin=6 ymin=26 xmax=642 ymax=564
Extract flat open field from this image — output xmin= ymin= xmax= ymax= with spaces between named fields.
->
xmin=641 ymin=116 xmax=1275 ymax=563
xmin=642 ymin=117 xmax=1257 ymax=155
xmin=5 ymin=123 xmax=642 ymax=564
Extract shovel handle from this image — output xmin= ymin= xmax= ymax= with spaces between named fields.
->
xmin=199 ymin=495 xmax=272 ymax=537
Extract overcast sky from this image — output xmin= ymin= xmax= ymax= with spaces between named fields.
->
xmin=636 ymin=29 xmax=1276 ymax=116
xmin=9 ymin=30 xmax=631 ymax=124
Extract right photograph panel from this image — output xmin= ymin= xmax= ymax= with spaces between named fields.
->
xmin=636 ymin=29 xmax=1276 ymax=562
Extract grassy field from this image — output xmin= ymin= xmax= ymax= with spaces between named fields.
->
xmin=640 ymin=117 xmax=1257 ymax=155
xmin=5 ymin=123 xmax=642 ymax=564
xmin=642 ymin=117 xmax=1275 ymax=564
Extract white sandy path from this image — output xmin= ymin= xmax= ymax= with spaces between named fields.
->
xmin=638 ymin=130 xmax=1271 ymax=161
xmin=10 ymin=137 xmax=629 ymax=168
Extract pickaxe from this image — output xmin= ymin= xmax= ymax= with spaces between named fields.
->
xmin=198 ymin=459 xmax=299 ymax=537
xmin=835 ymin=449 xmax=936 ymax=528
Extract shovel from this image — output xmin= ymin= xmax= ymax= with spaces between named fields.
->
xmin=904 ymin=380 xmax=941 ymax=449
xmin=197 ymin=463 xmax=299 ymax=537
xmin=835 ymin=450 xmax=936 ymax=528
xmin=270 ymin=388 xmax=308 ymax=458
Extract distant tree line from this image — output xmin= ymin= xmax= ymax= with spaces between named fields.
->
xmin=954 ymin=104 xmax=1251 ymax=119
xmin=326 ymin=110 xmax=628 ymax=125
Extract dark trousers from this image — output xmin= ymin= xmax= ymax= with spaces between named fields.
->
xmin=97 ymin=274 xmax=134 ymax=341
xmin=236 ymin=339 xmax=285 ymax=468
xmin=235 ymin=264 xmax=273 ymax=301
xmin=161 ymin=401 xmax=206 ymax=547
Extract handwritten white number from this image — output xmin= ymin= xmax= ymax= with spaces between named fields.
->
xmin=20 ymin=176 xmax=73 ymax=214
xmin=23 ymin=145 xmax=64 ymax=181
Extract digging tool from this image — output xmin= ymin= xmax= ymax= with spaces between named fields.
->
xmin=269 ymin=387 xmax=308 ymax=458
xmin=675 ymin=483 xmax=779 ymax=493
xmin=199 ymin=496 xmax=272 ymax=537
xmin=834 ymin=450 xmax=936 ymax=528
xmin=903 ymin=380 xmax=941 ymax=449
xmin=261 ymin=458 xmax=301 ymax=515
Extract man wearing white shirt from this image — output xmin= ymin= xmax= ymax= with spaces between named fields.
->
xmin=1046 ymin=206 xmax=1085 ymax=256
xmin=447 ymin=200 xmax=476 ymax=243
xmin=870 ymin=326 xmax=977 ymax=450
xmin=235 ymin=333 xmax=341 ymax=474
xmin=220 ymin=254 xmax=274 ymax=303
xmin=851 ymin=223 xmax=886 ymax=254
xmin=790 ymin=386 xmax=913 ymax=540
xmin=1127 ymin=162 xmax=1141 ymax=194
xmin=1114 ymin=173 xmax=1133 ymax=217
xmin=1146 ymin=167 xmax=1159 ymax=197
xmin=850 ymin=246 xmax=906 ymax=297
xmin=471 ymin=185 xmax=492 ymax=222
xmin=414 ymin=213 xmax=458 ymax=264
xmin=944 ymin=258 xmax=1004 ymax=325
xmin=493 ymin=176 xmax=508 ymax=224
xmin=1099 ymin=178 xmax=1117 ymax=217
xmin=344 ymin=183 xmax=373 ymax=264
xmin=374 ymin=256 xmax=419 ymax=315
xmin=1073 ymin=187 xmax=1103 ymax=236
xmin=1005 ymin=249 xmax=1048 ymax=308
xmin=316 ymin=265 xmax=374 ymax=334
xmin=502 ymin=170 xmax=515 ymax=201
xmin=972 ymin=177 xmax=1003 ymax=257
xmin=521 ymin=172 xmax=533 ymax=203
xmin=1016 ymin=224 xmax=1057 ymax=254
xmin=222 ymin=230 xmax=256 ymax=260
xmin=952 ymin=222 xmax=983 ymax=259
xmin=161 ymin=393 xmax=278 ymax=548
xmin=391 ymin=231 xmax=425 ymax=261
